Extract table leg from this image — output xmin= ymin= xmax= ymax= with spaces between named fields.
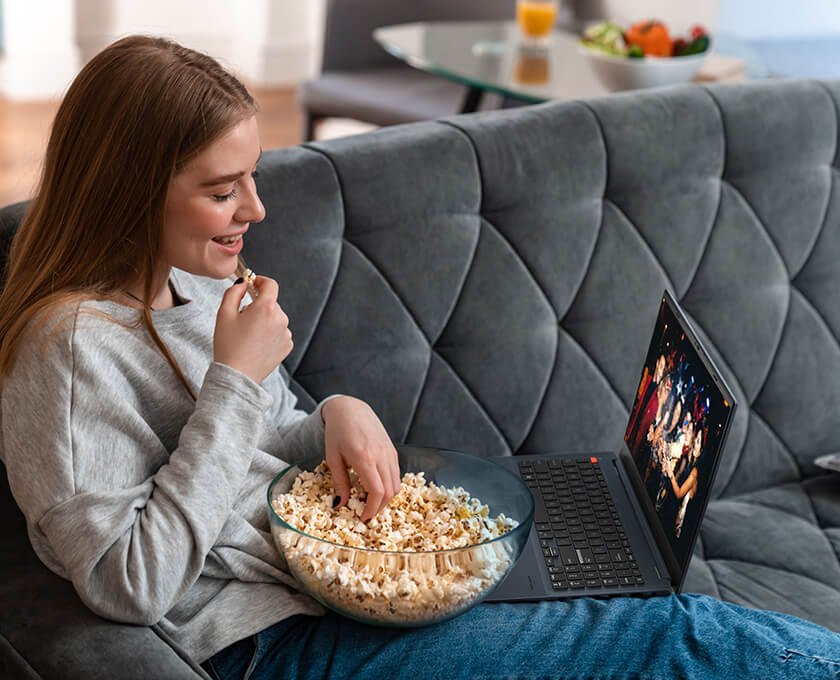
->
xmin=459 ymin=86 xmax=485 ymax=114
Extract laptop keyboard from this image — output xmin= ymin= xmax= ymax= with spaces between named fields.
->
xmin=519 ymin=458 xmax=645 ymax=592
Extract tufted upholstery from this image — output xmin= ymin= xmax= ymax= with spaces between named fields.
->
xmin=0 ymin=78 xmax=838 ymax=676
xmin=243 ymin=78 xmax=840 ymax=633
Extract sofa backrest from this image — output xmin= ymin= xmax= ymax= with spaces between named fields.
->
xmin=2 ymin=80 xmax=838 ymax=504
xmin=242 ymin=79 xmax=840 ymax=501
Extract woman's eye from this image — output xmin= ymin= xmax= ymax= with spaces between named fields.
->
xmin=213 ymin=188 xmax=238 ymax=202
xmin=251 ymin=170 xmax=259 ymax=180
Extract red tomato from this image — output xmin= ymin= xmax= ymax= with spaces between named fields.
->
xmin=690 ymin=24 xmax=707 ymax=39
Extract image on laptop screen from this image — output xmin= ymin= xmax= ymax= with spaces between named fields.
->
xmin=624 ymin=293 xmax=733 ymax=570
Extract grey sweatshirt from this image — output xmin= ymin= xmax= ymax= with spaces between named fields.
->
xmin=0 ymin=270 xmax=327 ymax=663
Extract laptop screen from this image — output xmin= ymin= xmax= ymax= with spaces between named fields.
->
xmin=624 ymin=292 xmax=735 ymax=574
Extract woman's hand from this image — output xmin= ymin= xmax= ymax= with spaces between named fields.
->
xmin=322 ymin=396 xmax=400 ymax=522
xmin=213 ymin=276 xmax=293 ymax=384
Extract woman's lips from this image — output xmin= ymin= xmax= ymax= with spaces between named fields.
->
xmin=212 ymin=233 xmax=244 ymax=254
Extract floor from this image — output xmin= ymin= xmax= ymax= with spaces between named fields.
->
xmin=0 ymin=87 xmax=376 ymax=208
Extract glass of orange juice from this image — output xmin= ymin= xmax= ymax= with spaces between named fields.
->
xmin=516 ymin=0 xmax=558 ymax=43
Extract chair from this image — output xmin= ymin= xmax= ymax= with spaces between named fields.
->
xmin=299 ymin=0 xmax=513 ymax=141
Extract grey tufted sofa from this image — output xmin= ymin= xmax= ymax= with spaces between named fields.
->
xmin=1 ymin=78 xmax=839 ymax=678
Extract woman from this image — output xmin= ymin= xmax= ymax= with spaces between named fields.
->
xmin=1 ymin=36 xmax=838 ymax=680
xmin=667 ymin=426 xmax=704 ymax=539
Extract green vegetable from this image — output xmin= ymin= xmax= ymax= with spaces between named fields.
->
xmin=580 ymin=21 xmax=629 ymax=56
xmin=680 ymin=35 xmax=709 ymax=56
xmin=627 ymin=44 xmax=644 ymax=58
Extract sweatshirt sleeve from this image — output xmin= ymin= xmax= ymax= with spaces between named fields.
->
xmin=2 ymin=318 xmax=273 ymax=626
xmin=263 ymin=368 xmax=341 ymax=465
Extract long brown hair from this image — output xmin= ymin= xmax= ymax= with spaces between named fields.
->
xmin=0 ymin=35 xmax=257 ymax=397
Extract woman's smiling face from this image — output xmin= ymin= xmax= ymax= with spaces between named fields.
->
xmin=160 ymin=114 xmax=265 ymax=280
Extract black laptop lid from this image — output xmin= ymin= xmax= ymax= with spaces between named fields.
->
xmin=623 ymin=291 xmax=736 ymax=589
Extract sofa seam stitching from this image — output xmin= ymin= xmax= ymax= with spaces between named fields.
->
xmin=813 ymin=79 xmax=840 ymax=168
xmin=438 ymin=119 xmax=557 ymax=452
xmin=791 ymin=164 xmax=837 ymax=285
xmin=288 ymin=145 xmax=346 ymax=379
xmin=429 ymin=346 xmax=513 ymax=454
xmin=679 ymin=180 xmax=723 ymax=300
xmin=702 ymin=534 xmax=840 ymax=596
xmin=702 ymin=87 xmax=794 ymax=280
xmin=787 ymin=286 xmax=840 ymax=379
xmin=150 ymin=624 xmax=211 ymax=679
xmin=556 ymin=324 xmax=628 ymax=420
xmin=578 ymin=101 xmax=680 ymax=300
xmin=0 ymin=631 xmax=42 ymax=679
xmin=429 ymin=121 xmax=487 ymax=349
xmin=439 ymin=117 xmax=558 ymax=323
xmin=404 ymin=223 xmax=485 ymax=446
xmin=515 ymin=323 xmax=561 ymax=453
xmin=746 ymin=406 xmax=804 ymax=487
xmin=339 ymin=238 xmax=433 ymax=443
xmin=708 ymin=555 xmax=839 ymax=602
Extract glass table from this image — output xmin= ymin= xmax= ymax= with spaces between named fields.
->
xmin=373 ymin=21 xmax=771 ymax=113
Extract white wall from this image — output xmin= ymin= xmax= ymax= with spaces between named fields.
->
xmin=0 ymin=0 xmax=327 ymax=99
xmin=718 ymin=0 xmax=840 ymax=38
xmin=0 ymin=0 xmax=80 ymax=98
xmin=585 ymin=1 xmax=721 ymax=35
xmin=76 ymin=0 xmax=326 ymax=85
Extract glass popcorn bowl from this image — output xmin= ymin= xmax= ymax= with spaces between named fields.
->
xmin=266 ymin=445 xmax=534 ymax=627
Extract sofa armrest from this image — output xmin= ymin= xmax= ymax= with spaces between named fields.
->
xmin=0 ymin=563 xmax=211 ymax=680
xmin=0 ymin=460 xmax=210 ymax=680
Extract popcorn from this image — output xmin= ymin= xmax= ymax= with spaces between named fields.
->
xmin=271 ymin=462 xmax=519 ymax=624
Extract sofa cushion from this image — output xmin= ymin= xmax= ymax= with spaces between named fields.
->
xmin=241 ymin=79 xmax=840 ymax=632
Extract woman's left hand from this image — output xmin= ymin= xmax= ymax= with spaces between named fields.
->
xmin=322 ymin=396 xmax=400 ymax=522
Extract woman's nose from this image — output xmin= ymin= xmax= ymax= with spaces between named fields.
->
xmin=237 ymin=181 xmax=265 ymax=224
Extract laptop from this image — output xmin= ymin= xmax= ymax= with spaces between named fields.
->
xmin=487 ymin=290 xmax=737 ymax=601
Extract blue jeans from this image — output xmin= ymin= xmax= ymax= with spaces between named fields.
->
xmin=202 ymin=594 xmax=840 ymax=680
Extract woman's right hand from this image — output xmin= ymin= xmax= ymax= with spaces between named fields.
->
xmin=213 ymin=276 xmax=293 ymax=384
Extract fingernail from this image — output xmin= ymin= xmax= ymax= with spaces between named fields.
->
xmin=332 ymin=496 xmax=341 ymax=508
xmin=234 ymin=277 xmax=244 ymax=285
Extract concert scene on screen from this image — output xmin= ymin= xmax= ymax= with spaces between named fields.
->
xmin=624 ymin=296 xmax=732 ymax=568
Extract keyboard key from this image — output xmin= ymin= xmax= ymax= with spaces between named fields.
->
xmin=585 ymin=578 xmax=602 ymax=588
xmin=552 ymin=582 xmax=569 ymax=591
xmin=569 ymin=580 xmax=585 ymax=589
xmin=560 ymin=547 xmax=579 ymax=565
xmin=602 ymin=578 xmax=618 ymax=587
